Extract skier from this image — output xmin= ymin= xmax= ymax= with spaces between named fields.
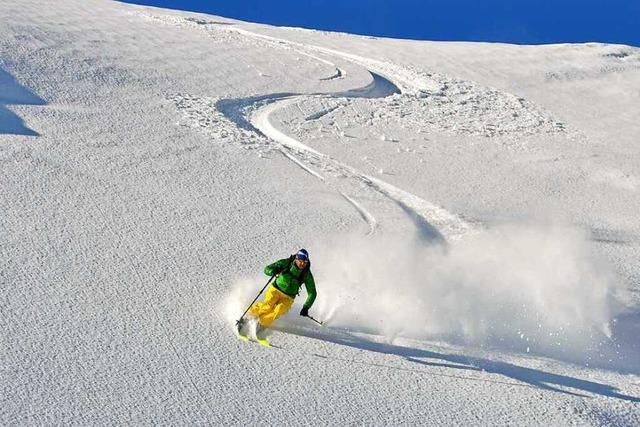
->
xmin=243 ymin=249 xmax=317 ymax=332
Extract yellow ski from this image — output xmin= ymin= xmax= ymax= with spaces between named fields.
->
xmin=237 ymin=319 xmax=270 ymax=346
xmin=237 ymin=332 xmax=270 ymax=347
xmin=256 ymin=337 xmax=270 ymax=347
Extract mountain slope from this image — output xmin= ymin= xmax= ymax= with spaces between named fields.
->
xmin=1 ymin=1 xmax=639 ymax=424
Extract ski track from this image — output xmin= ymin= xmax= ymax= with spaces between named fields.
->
xmin=143 ymin=11 xmax=578 ymax=242
xmin=251 ymin=98 xmax=472 ymax=241
xmin=149 ymin=13 xmax=476 ymax=242
xmin=141 ymin=10 xmax=570 ymax=241
xmin=256 ymin=100 xmax=379 ymax=234
xmin=339 ymin=192 xmax=378 ymax=235
xmin=279 ymin=147 xmax=325 ymax=180
xmin=212 ymin=20 xmax=568 ymax=138
xmin=226 ymin=25 xmax=442 ymax=95
xmin=142 ymin=10 xmax=568 ymax=137
xmin=236 ymin=26 xmax=476 ymax=242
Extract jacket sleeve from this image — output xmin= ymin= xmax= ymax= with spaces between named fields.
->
xmin=302 ymin=271 xmax=317 ymax=309
xmin=264 ymin=258 xmax=290 ymax=276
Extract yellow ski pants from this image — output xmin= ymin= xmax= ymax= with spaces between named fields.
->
xmin=249 ymin=285 xmax=295 ymax=327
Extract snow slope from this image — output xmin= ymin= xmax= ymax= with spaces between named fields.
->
xmin=2 ymin=1 xmax=639 ymax=424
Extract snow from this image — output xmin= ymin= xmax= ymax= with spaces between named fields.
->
xmin=2 ymin=0 xmax=640 ymax=424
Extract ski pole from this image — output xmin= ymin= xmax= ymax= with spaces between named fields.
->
xmin=236 ymin=274 xmax=276 ymax=325
xmin=306 ymin=315 xmax=324 ymax=325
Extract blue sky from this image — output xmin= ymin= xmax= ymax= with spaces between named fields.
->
xmin=121 ymin=0 xmax=640 ymax=47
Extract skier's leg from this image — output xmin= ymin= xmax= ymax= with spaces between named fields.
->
xmin=258 ymin=293 xmax=294 ymax=327
xmin=249 ymin=285 xmax=279 ymax=317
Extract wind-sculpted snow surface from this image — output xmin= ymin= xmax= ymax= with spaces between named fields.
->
xmin=4 ymin=1 xmax=640 ymax=425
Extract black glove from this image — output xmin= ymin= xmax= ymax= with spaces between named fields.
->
xmin=300 ymin=306 xmax=309 ymax=317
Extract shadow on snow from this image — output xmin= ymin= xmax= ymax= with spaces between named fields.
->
xmin=275 ymin=322 xmax=640 ymax=403
xmin=0 ymin=68 xmax=46 ymax=136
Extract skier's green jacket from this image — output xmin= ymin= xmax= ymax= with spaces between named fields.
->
xmin=265 ymin=258 xmax=317 ymax=309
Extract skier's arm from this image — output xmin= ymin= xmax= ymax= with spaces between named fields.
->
xmin=302 ymin=271 xmax=317 ymax=309
xmin=264 ymin=258 xmax=290 ymax=276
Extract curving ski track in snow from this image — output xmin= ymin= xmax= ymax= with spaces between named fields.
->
xmin=250 ymin=97 xmax=468 ymax=241
xmin=148 ymin=12 xmax=566 ymax=241
xmin=147 ymin=12 xmax=477 ymax=241
xmin=227 ymin=26 xmax=442 ymax=95
xmin=232 ymin=27 xmax=474 ymax=242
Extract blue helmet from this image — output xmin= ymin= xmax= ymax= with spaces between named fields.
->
xmin=295 ymin=248 xmax=309 ymax=261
